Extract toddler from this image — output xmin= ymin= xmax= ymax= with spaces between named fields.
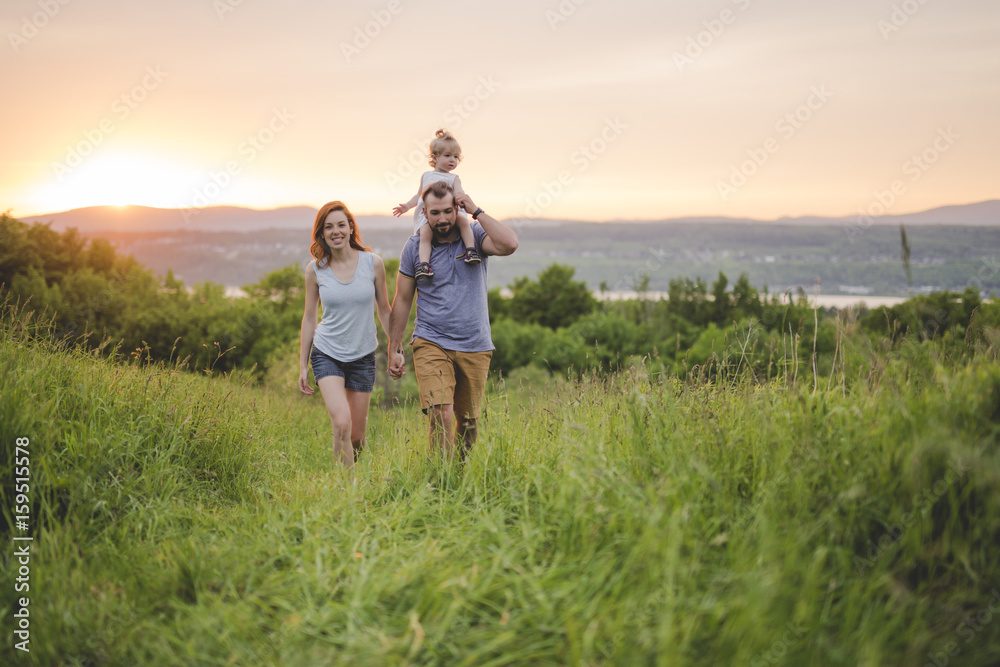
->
xmin=393 ymin=129 xmax=480 ymax=279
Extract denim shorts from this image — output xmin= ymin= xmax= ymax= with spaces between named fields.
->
xmin=310 ymin=347 xmax=376 ymax=393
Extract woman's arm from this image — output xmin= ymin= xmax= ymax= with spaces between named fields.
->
xmin=298 ymin=265 xmax=320 ymax=395
xmin=373 ymin=254 xmax=391 ymax=337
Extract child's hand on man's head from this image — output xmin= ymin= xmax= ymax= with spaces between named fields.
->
xmin=455 ymin=193 xmax=476 ymax=213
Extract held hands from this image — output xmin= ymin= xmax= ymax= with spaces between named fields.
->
xmin=298 ymin=368 xmax=315 ymax=395
xmin=392 ymin=203 xmax=410 ymax=217
xmin=388 ymin=349 xmax=406 ymax=380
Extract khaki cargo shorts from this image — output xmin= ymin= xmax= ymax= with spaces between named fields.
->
xmin=411 ymin=337 xmax=492 ymax=422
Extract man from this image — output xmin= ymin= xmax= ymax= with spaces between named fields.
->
xmin=387 ymin=180 xmax=518 ymax=456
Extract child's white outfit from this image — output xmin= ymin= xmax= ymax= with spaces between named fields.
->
xmin=412 ymin=171 xmax=467 ymax=234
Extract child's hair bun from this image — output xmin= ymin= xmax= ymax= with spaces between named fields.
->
xmin=428 ymin=129 xmax=461 ymax=166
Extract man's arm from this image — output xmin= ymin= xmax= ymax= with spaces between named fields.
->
xmin=454 ymin=193 xmax=518 ymax=256
xmin=387 ymin=271 xmax=416 ymax=379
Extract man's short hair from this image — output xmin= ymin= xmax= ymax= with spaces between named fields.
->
xmin=421 ymin=180 xmax=454 ymax=204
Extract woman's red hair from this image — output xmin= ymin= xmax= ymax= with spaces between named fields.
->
xmin=310 ymin=201 xmax=370 ymax=267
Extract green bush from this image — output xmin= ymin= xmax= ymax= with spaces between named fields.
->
xmin=538 ymin=327 xmax=590 ymax=375
xmin=506 ymin=263 xmax=596 ymax=329
xmin=489 ymin=319 xmax=553 ymax=375
xmin=569 ymin=311 xmax=641 ymax=372
xmin=1 ymin=214 xmax=304 ymax=378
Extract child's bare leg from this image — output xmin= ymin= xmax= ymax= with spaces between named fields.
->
xmin=419 ymin=224 xmax=432 ymax=265
xmin=458 ymin=215 xmax=476 ymax=251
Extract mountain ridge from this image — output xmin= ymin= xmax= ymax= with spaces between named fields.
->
xmin=17 ymin=199 xmax=1000 ymax=233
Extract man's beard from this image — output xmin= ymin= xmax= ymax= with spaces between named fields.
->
xmin=431 ymin=219 xmax=456 ymax=240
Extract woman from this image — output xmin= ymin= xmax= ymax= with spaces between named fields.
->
xmin=299 ymin=201 xmax=391 ymax=470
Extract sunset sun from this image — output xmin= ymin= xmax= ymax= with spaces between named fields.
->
xmin=35 ymin=154 xmax=193 ymax=212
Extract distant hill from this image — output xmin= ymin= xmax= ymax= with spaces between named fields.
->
xmin=19 ymin=199 xmax=1000 ymax=233
xmin=769 ymin=200 xmax=1000 ymax=226
xmin=617 ymin=200 xmax=1000 ymax=227
xmin=881 ymin=200 xmax=1000 ymax=225
xmin=20 ymin=205 xmax=320 ymax=233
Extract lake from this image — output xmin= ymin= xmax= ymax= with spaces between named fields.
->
xmin=594 ymin=291 xmax=910 ymax=308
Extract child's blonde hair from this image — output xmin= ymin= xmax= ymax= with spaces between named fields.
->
xmin=428 ymin=129 xmax=461 ymax=167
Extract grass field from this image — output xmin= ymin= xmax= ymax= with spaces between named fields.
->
xmin=2 ymin=305 xmax=1000 ymax=666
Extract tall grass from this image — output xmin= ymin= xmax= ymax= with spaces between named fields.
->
xmin=2 ymin=301 xmax=1000 ymax=665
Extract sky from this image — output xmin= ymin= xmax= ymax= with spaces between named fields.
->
xmin=1 ymin=0 xmax=998 ymax=222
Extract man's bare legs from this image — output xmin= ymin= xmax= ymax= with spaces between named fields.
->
xmin=427 ymin=404 xmax=478 ymax=459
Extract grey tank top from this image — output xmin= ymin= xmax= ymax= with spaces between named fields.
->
xmin=311 ymin=251 xmax=377 ymax=362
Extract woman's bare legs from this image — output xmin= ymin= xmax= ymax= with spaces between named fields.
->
xmin=345 ymin=388 xmax=372 ymax=460
xmin=316 ymin=376 xmax=356 ymax=471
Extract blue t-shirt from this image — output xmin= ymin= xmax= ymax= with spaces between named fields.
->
xmin=399 ymin=223 xmax=493 ymax=352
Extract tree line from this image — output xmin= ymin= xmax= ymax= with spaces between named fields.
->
xmin=487 ymin=262 xmax=994 ymax=380
xmin=1 ymin=214 xmax=301 ymax=375
xmin=2 ymin=214 xmax=995 ymax=383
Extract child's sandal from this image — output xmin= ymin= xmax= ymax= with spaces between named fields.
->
xmin=415 ymin=262 xmax=434 ymax=279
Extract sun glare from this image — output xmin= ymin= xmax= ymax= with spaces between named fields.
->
xmin=35 ymin=154 xmax=193 ymax=212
